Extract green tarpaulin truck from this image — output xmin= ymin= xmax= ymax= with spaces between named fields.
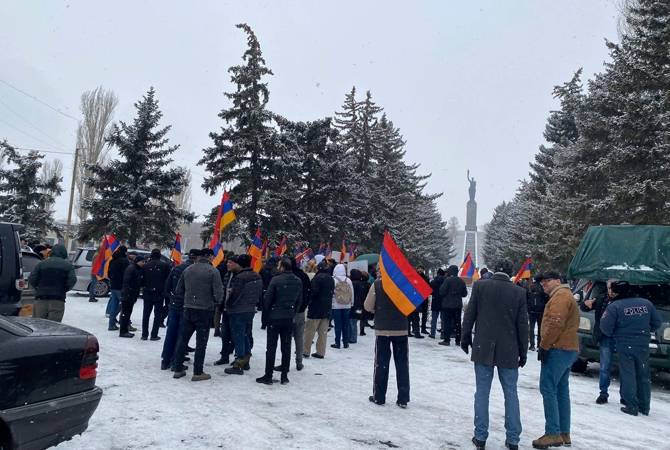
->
xmin=567 ymin=225 xmax=670 ymax=372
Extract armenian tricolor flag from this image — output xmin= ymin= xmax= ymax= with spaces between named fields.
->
xmin=317 ymin=242 xmax=326 ymax=255
xmin=220 ymin=191 xmax=236 ymax=233
xmin=248 ymin=229 xmax=264 ymax=272
xmin=92 ymin=234 xmax=120 ymax=280
xmin=274 ymin=236 xmax=287 ymax=257
xmin=378 ymin=231 xmax=432 ymax=317
xmin=459 ymin=252 xmax=475 ymax=278
xmin=209 ymin=191 xmax=236 ymax=267
xmin=514 ymin=258 xmax=533 ymax=284
xmin=171 ymin=233 xmax=182 ymax=265
xmin=295 ymin=247 xmax=314 ymax=267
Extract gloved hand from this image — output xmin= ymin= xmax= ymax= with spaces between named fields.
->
xmin=537 ymin=347 xmax=548 ymax=363
xmin=519 ymin=354 xmax=527 ymax=368
xmin=460 ymin=337 xmax=471 ymax=355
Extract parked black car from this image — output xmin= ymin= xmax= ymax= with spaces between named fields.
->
xmin=0 ymin=223 xmax=24 ymax=316
xmin=0 ymin=316 xmax=103 ymax=449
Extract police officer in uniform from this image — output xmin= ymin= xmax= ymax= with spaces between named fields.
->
xmin=600 ymin=280 xmax=662 ymax=416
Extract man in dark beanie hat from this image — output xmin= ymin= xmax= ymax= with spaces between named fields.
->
xmin=119 ymin=255 xmax=146 ymax=338
xmin=223 ymin=254 xmax=263 ymax=375
xmin=141 ymin=248 xmax=171 ymax=341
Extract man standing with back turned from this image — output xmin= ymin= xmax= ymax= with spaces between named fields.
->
xmin=461 ymin=261 xmax=528 ymax=450
xmin=173 ymin=248 xmax=224 ymax=381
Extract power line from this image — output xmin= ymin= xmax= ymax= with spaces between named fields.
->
xmin=0 ymin=78 xmax=79 ymax=121
xmin=0 ymin=97 xmax=70 ymax=148
xmin=0 ymin=116 xmax=68 ymax=151
xmin=14 ymin=146 xmax=74 ymax=156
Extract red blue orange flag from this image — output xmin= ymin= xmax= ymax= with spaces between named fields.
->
xmin=317 ymin=242 xmax=326 ymax=255
xmin=274 ymin=236 xmax=287 ymax=257
xmin=248 ymin=229 xmax=264 ymax=272
xmin=514 ymin=258 xmax=533 ymax=284
xmin=171 ymin=233 xmax=182 ymax=265
xmin=91 ymin=236 xmax=109 ymax=278
xmin=220 ymin=191 xmax=236 ymax=233
xmin=254 ymin=238 xmax=268 ymax=272
xmin=378 ymin=231 xmax=432 ymax=317
xmin=459 ymin=252 xmax=475 ymax=278
xmin=340 ymin=239 xmax=347 ymax=262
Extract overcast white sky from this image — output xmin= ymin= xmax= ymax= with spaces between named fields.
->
xmin=0 ymin=0 xmax=621 ymax=229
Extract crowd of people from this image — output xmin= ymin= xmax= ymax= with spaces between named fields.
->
xmin=23 ymin=239 xmax=663 ymax=450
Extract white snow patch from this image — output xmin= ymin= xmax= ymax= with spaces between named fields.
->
xmin=54 ymin=294 xmax=670 ymax=449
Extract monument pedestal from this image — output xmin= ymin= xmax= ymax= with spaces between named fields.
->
xmin=465 ymin=200 xmax=477 ymax=232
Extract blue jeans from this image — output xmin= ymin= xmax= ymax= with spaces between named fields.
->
xmin=229 ymin=312 xmax=255 ymax=359
xmin=474 ymin=363 xmax=522 ymax=445
xmin=107 ymin=290 xmax=122 ymax=329
xmin=349 ymin=317 xmax=358 ymax=343
xmin=540 ymin=349 xmax=578 ymax=435
xmin=599 ymin=336 xmax=615 ymax=396
xmin=332 ymin=308 xmax=350 ymax=346
xmin=430 ymin=310 xmax=444 ymax=337
xmin=161 ymin=305 xmax=183 ymax=365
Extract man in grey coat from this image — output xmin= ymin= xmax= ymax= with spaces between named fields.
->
xmin=461 ymin=261 xmax=529 ymax=450
xmin=173 ymin=248 xmax=224 ymax=381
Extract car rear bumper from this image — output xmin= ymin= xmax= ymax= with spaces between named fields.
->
xmin=1 ymin=387 xmax=103 ymax=450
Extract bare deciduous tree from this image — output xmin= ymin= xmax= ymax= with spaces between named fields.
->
xmin=172 ymin=168 xmax=192 ymax=213
xmin=75 ymin=87 xmax=118 ymax=222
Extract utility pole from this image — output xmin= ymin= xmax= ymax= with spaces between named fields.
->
xmin=65 ymin=147 xmax=79 ymax=252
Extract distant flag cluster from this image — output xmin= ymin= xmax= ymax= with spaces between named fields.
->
xmin=91 ymin=234 xmax=120 ymax=280
xmin=378 ymin=231 xmax=432 ymax=317
xmin=274 ymin=236 xmax=287 ymax=257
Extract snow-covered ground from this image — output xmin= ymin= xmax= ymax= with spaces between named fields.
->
xmin=56 ymin=294 xmax=670 ymax=450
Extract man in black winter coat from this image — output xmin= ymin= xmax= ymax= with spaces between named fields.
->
xmin=141 ymin=249 xmax=171 ymax=341
xmin=439 ymin=265 xmax=468 ymax=346
xmin=303 ymin=261 xmax=335 ymax=358
xmin=119 ymin=256 xmax=146 ymax=338
xmin=257 ymin=258 xmax=303 ymax=385
xmin=429 ymin=269 xmax=446 ymax=339
xmin=461 ymin=264 xmax=528 ymax=450
xmin=214 ymin=256 xmax=235 ymax=366
xmin=107 ymin=246 xmax=129 ymax=330
xmin=527 ymin=280 xmax=548 ymax=351
xmin=224 ymin=254 xmax=263 ymax=375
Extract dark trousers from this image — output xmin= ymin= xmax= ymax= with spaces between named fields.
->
xmin=161 ymin=304 xmax=183 ymax=365
xmin=420 ymin=302 xmax=429 ymax=331
xmin=618 ymin=347 xmax=651 ymax=414
xmin=442 ymin=307 xmax=462 ymax=344
xmin=219 ymin=311 xmax=234 ymax=357
xmin=119 ymin=296 xmax=137 ymax=335
xmin=265 ymin=318 xmax=293 ymax=376
xmin=174 ymin=308 xmax=211 ymax=375
xmin=142 ymin=291 xmax=163 ymax=338
xmin=529 ymin=313 xmax=543 ymax=348
xmin=373 ymin=335 xmax=410 ymax=404
xmin=407 ymin=310 xmax=420 ymax=336
xmin=230 ymin=312 xmax=255 ymax=359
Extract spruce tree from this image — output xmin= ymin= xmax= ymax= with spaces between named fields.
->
xmin=79 ymin=88 xmax=192 ymax=247
xmin=199 ymin=23 xmax=276 ymax=237
xmin=0 ymin=141 xmax=63 ymax=241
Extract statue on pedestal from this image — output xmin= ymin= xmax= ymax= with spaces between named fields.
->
xmin=467 ymin=170 xmax=476 ymax=203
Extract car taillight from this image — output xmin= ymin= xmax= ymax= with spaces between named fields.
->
xmin=15 ymin=278 xmax=26 ymax=290
xmin=80 ymin=335 xmax=99 ymax=380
